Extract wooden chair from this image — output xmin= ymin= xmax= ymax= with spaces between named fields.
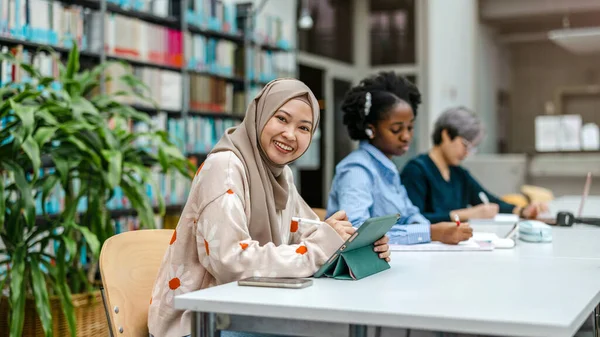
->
xmin=311 ymin=208 xmax=327 ymax=221
xmin=99 ymin=229 xmax=173 ymax=337
xmin=521 ymin=185 xmax=554 ymax=203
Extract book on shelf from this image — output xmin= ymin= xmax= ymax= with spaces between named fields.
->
xmin=0 ymin=0 xmax=93 ymax=52
xmin=186 ymin=0 xmax=238 ymax=33
xmin=105 ymin=0 xmax=175 ymax=18
xmin=104 ymin=13 xmax=183 ymax=68
xmin=189 ymin=74 xmax=240 ymax=113
xmin=185 ymin=33 xmax=240 ymax=77
xmin=103 ymin=63 xmax=183 ymax=111
xmin=185 ymin=116 xmax=240 ymax=154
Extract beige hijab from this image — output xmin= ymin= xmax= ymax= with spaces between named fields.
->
xmin=210 ymin=78 xmax=320 ymax=246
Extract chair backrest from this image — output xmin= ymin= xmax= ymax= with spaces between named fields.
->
xmin=312 ymin=208 xmax=327 ymax=221
xmin=99 ymin=229 xmax=173 ymax=337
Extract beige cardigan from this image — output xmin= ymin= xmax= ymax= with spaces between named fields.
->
xmin=148 ymin=151 xmax=344 ymax=337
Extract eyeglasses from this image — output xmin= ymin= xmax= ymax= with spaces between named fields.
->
xmin=461 ymin=138 xmax=478 ymax=155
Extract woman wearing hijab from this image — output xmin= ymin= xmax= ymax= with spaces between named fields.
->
xmin=148 ymin=79 xmax=391 ymax=337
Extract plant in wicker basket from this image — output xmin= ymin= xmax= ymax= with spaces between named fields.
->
xmin=0 ymin=45 xmax=193 ymax=337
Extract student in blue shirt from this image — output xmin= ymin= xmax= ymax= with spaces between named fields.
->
xmin=326 ymin=72 xmax=472 ymax=245
xmin=401 ymin=106 xmax=546 ymax=223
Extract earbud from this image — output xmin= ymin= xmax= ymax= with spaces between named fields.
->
xmin=365 ymin=129 xmax=374 ymax=138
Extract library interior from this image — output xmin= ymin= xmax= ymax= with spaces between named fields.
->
xmin=1 ymin=0 xmax=600 ymax=337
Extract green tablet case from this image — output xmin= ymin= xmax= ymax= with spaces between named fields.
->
xmin=313 ymin=214 xmax=400 ymax=280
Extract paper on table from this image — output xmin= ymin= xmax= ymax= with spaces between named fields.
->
xmin=470 ymin=213 xmax=519 ymax=225
xmin=390 ymin=238 xmax=494 ymax=252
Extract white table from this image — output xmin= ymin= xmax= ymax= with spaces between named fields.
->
xmin=175 ymin=227 xmax=600 ymax=337
xmin=549 ymin=196 xmax=600 ymax=218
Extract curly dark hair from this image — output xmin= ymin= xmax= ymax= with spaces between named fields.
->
xmin=341 ymin=72 xmax=421 ymax=140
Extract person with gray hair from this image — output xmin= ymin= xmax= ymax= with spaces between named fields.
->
xmin=400 ymin=106 xmax=546 ymax=222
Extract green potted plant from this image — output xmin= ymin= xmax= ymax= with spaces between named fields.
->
xmin=0 ymin=44 xmax=193 ymax=337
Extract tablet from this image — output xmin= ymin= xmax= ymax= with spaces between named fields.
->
xmin=313 ymin=214 xmax=400 ymax=278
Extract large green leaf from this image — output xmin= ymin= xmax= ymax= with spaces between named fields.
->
xmin=30 ymin=256 xmax=53 ymax=337
xmin=71 ymin=96 xmax=99 ymax=117
xmin=54 ymin=244 xmax=76 ymax=337
xmin=101 ymin=150 xmax=122 ymax=189
xmin=40 ymin=174 xmax=59 ymax=216
xmin=3 ymin=161 xmax=35 ymax=228
xmin=63 ymin=136 xmax=101 ymax=167
xmin=34 ymin=126 xmax=58 ymax=147
xmin=71 ymin=224 xmax=100 ymax=258
xmin=51 ymin=155 xmax=70 ymax=186
xmin=0 ymin=176 xmax=5 ymax=232
xmin=64 ymin=43 xmax=79 ymax=82
xmin=36 ymin=109 xmax=60 ymax=126
xmin=21 ymin=136 xmax=41 ymax=178
xmin=19 ymin=62 xmax=43 ymax=80
xmin=121 ymin=174 xmax=154 ymax=228
xmin=9 ymin=246 xmax=26 ymax=337
xmin=10 ymin=101 xmax=35 ymax=138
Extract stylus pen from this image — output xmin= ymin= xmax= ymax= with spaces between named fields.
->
xmin=291 ymin=217 xmax=325 ymax=227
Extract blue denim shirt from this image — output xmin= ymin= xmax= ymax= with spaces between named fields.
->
xmin=327 ymin=141 xmax=431 ymax=245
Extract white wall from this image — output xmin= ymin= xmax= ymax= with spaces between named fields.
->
xmin=476 ymin=24 xmax=499 ymax=154
xmin=425 ymin=0 xmax=477 ymax=148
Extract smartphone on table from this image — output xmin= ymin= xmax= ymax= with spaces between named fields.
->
xmin=237 ymin=277 xmax=313 ymax=289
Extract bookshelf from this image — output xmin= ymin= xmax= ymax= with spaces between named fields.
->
xmin=0 ymin=0 xmax=295 ymax=228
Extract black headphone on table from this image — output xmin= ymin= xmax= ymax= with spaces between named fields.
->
xmin=556 ymin=211 xmax=600 ymax=227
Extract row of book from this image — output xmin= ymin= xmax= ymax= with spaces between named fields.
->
xmin=250 ymin=50 xmax=296 ymax=83
xmin=168 ymin=116 xmax=240 ymax=155
xmin=0 ymin=45 xmax=59 ymax=86
xmin=189 ymin=73 xmax=244 ymax=114
xmin=186 ymin=33 xmax=239 ymax=77
xmin=0 ymin=0 xmax=90 ymax=51
xmin=186 ymin=0 xmax=238 ymax=34
xmin=105 ymin=65 xmax=183 ymax=110
xmin=30 ymin=166 xmax=192 ymax=216
xmin=106 ymin=0 xmax=174 ymax=18
xmin=104 ymin=13 xmax=184 ymax=68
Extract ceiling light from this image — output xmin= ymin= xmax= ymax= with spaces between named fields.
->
xmin=548 ymin=27 xmax=600 ymax=54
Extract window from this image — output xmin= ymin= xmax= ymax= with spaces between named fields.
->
xmin=298 ymin=0 xmax=354 ymax=64
xmin=370 ymin=0 xmax=416 ymax=65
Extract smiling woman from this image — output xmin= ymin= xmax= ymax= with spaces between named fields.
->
xmin=260 ymin=97 xmax=314 ymax=165
xmin=147 ymin=78 xmax=392 ymax=337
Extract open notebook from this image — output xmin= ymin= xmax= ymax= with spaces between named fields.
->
xmin=390 ymin=238 xmax=494 ymax=252
xmin=469 ymin=213 xmax=519 ymax=225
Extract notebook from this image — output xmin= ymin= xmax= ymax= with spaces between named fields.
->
xmin=469 ymin=213 xmax=519 ymax=225
xmin=390 ymin=238 xmax=494 ymax=252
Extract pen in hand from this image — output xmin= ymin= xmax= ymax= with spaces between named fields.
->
xmin=454 ymin=213 xmax=461 ymax=227
xmin=478 ymin=191 xmax=490 ymax=205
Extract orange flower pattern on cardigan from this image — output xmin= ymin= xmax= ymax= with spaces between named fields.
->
xmin=290 ymin=220 xmax=299 ymax=233
xmin=169 ymin=230 xmax=177 ymax=245
xmin=147 ymin=151 xmax=344 ymax=337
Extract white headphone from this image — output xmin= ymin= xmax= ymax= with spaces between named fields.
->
xmin=365 ymin=129 xmax=374 ymax=138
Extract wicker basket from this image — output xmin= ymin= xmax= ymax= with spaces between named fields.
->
xmin=0 ymin=290 xmax=108 ymax=337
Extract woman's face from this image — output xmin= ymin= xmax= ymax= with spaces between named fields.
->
xmin=440 ymin=130 xmax=476 ymax=166
xmin=260 ymin=99 xmax=314 ymax=165
xmin=369 ymin=102 xmax=415 ymax=158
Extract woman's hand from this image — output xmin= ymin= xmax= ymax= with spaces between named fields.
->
xmin=431 ymin=222 xmax=473 ymax=245
xmin=374 ymin=235 xmax=391 ymax=262
xmin=325 ymin=210 xmax=356 ymax=240
xmin=520 ymin=202 xmax=549 ymax=219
